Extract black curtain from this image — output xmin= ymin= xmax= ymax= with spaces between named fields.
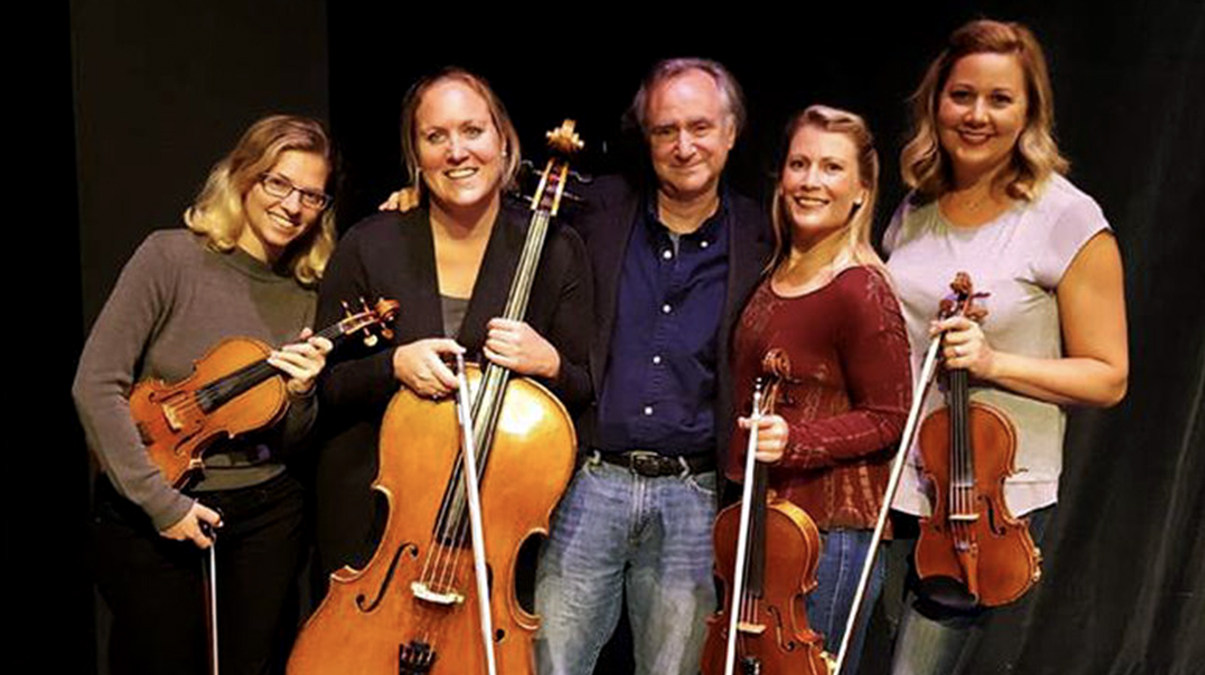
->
xmin=66 ymin=1 xmax=1202 ymax=673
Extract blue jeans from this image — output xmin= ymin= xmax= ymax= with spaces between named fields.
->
xmin=535 ymin=454 xmax=718 ymax=675
xmin=808 ymin=530 xmax=886 ymax=675
xmin=890 ymin=507 xmax=1052 ymax=675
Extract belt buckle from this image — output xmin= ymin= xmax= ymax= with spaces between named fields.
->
xmin=627 ymin=451 xmax=663 ymax=478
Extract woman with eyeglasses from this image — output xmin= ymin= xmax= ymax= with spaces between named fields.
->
xmin=74 ymin=114 xmax=337 ymax=675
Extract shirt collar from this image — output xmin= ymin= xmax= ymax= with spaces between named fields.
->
xmin=641 ymin=184 xmax=730 ymax=244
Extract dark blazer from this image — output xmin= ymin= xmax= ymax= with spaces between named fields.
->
xmin=569 ymin=174 xmax=772 ymax=469
xmin=310 ymin=200 xmax=592 ymax=573
xmin=316 ymin=201 xmax=592 ymax=419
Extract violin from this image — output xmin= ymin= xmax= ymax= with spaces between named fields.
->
xmin=130 ymin=298 xmax=399 ymax=488
xmin=702 ymin=349 xmax=830 ymax=675
xmin=287 ymin=121 xmax=584 ymax=675
xmin=914 ymin=272 xmax=1041 ymax=608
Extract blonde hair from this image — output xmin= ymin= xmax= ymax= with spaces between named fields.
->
xmin=769 ymin=105 xmax=884 ymax=274
xmin=185 ymin=114 xmax=335 ymax=286
xmin=900 ymin=19 xmax=1069 ymax=201
xmin=399 ymin=68 xmax=521 ymax=195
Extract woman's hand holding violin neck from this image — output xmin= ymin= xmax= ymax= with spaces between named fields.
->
xmin=379 ymin=186 xmax=421 ymax=212
xmin=933 ymin=315 xmax=998 ymax=380
xmin=160 ymin=501 xmax=223 ymax=549
xmin=483 ymin=318 xmax=562 ymax=379
xmin=393 ymin=338 xmax=465 ymax=398
xmin=270 ymin=328 xmax=334 ymax=397
xmin=738 ymin=414 xmax=789 ymax=464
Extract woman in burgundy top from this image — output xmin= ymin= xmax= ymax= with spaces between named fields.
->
xmin=728 ymin=105 xmax=912 ymax=671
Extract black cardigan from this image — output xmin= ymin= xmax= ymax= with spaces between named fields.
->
xmin=311 ymin=200 xmax=593 ymax=572
xmin=316 ymin=201 xmax=593 ymax=422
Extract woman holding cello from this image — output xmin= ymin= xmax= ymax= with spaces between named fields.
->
xmin=884 ymin=20 xmax=1128 ymax=674
xmin=74 ymin=114 xmax=337 ymax=674
xmin=722 ymin=105 xmax=912 ymax=674
xmin=299 ymin=68 xmax=591 ymax=672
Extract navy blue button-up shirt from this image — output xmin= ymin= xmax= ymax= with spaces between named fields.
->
xmin=595 ymin=192 xmax=731 ymax=457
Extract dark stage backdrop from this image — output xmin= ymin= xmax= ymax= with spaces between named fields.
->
xmin=67 ymin=1 xmax=1202 ymax=674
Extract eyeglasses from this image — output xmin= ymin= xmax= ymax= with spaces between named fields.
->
xmin=259 ymin=173 xmax=331 ymax=210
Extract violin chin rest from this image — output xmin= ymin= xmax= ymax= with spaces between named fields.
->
xmin=914 ymin=576 xmax=980 ymax=612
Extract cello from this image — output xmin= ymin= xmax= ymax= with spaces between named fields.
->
xmin=287 ymin=121 xmax=585 ymax=675
xmin=914 ymin=272 xmax=1041 ymax=608
xmin=701 ymin=349 xmax=830 ymax=675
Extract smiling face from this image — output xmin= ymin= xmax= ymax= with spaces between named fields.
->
xmin=645 ymin=68 xmax=737 ymax=203
xmin=778 ymin=125 xmax=865 ymax=248
xmin=238 ymin=149 xmax=330 ymax=263
xmin=937 ymin=52 xmax=1029 ymax=186
xmin=414 ymin=78 xmax=506 ymax=218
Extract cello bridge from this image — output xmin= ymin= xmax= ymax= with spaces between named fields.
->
xmin=736 ymin=621 xmax=767 ymax=635
xmin=410 ymin=581 xmax=464 ymax=606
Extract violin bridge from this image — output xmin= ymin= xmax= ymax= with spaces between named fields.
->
xmin=949 ymin=513 xmax=980 ymax=522
xmin=162 ymin=402 xmax=185 ymax=432
xmin=410 ymin=581 xmax=464 ymax=606
xmin=736 ymin=621 xmax=767 ymax=635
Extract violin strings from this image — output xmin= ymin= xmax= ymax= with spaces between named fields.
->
xmin=158 ymin=316 xmax=369 ymax=422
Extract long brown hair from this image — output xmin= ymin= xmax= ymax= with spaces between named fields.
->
xmin=900 ymin=19 xmax=1068 ymax=202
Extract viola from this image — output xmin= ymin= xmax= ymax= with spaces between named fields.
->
xmin=914 ymin=272 xmax=1041 ymax=608
xmin=702 ymin=349 xmax=830 ymax=675
xmin=287 ymin=121 xmax=584 ymax=675
xmin=130 ymin=298 xmax=399 ymax=488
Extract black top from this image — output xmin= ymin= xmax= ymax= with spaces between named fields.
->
xmin=316 ymin=200 xmax=594 ymax=426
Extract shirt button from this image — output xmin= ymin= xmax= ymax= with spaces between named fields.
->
xmin=661 ymin=304 xmax=672 ymax=314
xmin=643 ymin=406 xmax=654 ymax=416
xmin=662 ymin=249 xmax=673 ymax=260
xmin=700 ymin=240 xmax=710 ymax=249
xmin=652 ymin=355 xmax=662 ymax=365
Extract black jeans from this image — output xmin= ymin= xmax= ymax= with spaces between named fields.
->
xmin=93 ymin=471 xmax=305 ymax=675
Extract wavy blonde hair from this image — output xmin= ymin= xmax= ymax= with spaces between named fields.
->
xmin=769 ymin=105 xmax=884 ymax=274
xmin=901 ymin=19 xmax=1069 ymax=202
xmin=185 ymin=115 xmax=335 ymax=286
xmin=399 ymin=68 xmax=522 ymax=196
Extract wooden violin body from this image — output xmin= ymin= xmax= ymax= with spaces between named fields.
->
xmin=702 ymin=351 xmax=830 ymax=675
xmin=287 ymin=365 xmax=575 ymax=674
xmin=916 ymin=399 xmax=1040 ymax=607
xmin=703 ymin=493 xmax=829 ymax=675
xmin=130 ymin=299 xmax=398 ymax=488
xmin=913 ymin=272 xmax=1040 ymax=609
xmin=130 ymin=337 xmax=284 ymax=488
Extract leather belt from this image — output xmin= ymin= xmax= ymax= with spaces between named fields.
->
xmin=595 ymin=450 xmax=715 ymax=478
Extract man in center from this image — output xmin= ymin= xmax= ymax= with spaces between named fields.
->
xmin=536 ymin=58 xmax=772 ymax=675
